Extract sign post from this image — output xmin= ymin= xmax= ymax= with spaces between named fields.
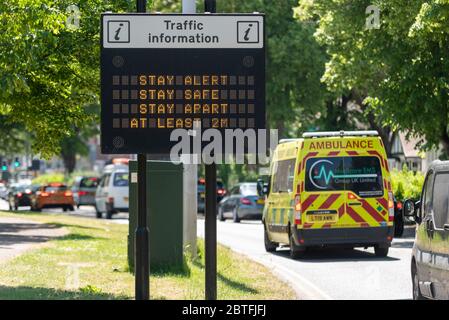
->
xmin=100 ymin=7 xmax=265 ymax=300
xmin=204 ymin=0 xmax=217 ymax=302
xmin=135 ymin=0 xmax=149 ymax=301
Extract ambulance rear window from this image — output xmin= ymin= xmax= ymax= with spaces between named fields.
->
xmin=305 ymin=156 xmax=383 ymax=197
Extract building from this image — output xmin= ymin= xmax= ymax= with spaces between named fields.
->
xmin=388 ymin=132 xmax=439 ymax=173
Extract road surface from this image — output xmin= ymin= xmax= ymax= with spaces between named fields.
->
xmin=0 ymin=199 xmax=414 ymax=299
xmin=0 ymin=199 xmax=129 ymax=224
xmin=197 ymin=218 xmax=414 ymax=300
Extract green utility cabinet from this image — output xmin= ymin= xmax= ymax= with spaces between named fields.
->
xmin=128 ymin=160 xmax=183 ymax=271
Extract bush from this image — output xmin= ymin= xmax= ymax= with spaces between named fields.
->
xmin=390 ymin=167 xmax=425 ymax=201
xmin=32 ymin=173 xmax=66 ymax=186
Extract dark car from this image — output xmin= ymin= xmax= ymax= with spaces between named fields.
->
xmin=197 ymin=179 xmax=226 ymax=213
xmin=217 ymin=182 xmax=265 ymax=223
xmin=404 ymin=160 xmax=449 ymax=300
xmin=8 ymin=184 xmax=33 ymax=210
xmin=72 ymin=176 xmax=99 ymax=208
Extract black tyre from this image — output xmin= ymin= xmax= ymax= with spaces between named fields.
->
xmin=374 ymin=245 xmax=389 ymax=257
xmin=63 ymin=206 xmax=68 ymax=212
xmin=218 ymin=207 xmax=225 ymax=221
xmin=412 ymin=264 xmax=426 ymax=300
xmin=289 ymin=233 xmax=306 ymax=259
xmin=95 ymin=205 xmax=102 ymax=219
xmin=232 ymin=208 xmax=240 ymax=223
xmin=394 ymin=212 xmax=404 ymax=238
xmin=69 ymin=205 xmax=75 ymax=212
xmin=264 ymin=224 xmax=277 ymax=252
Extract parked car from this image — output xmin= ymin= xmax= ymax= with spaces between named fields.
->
xmin=404 ymin=160 xmax=449 ymax=300
xmin=197 ymin=178 xmax=227 ymax=213
xmin=72 ymin=176 xmax=99 ymax=208
xmin=95 ymin=163 xmax=129 ymax=219
xmin=8 ymin=184 xmax=33 ymax=211
xmin=217 ymin=182 xmax=264 ymax=223
xmin=31 ymin=183 xmax=75 ymax=212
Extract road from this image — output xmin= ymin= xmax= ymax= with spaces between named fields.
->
xmin=0 ymin=199 xmax=129 ymax=224
xmin=197 ymin=218 xmax=414 ymax=300
xmin=0 ymin=199 xmax=413 ymax=299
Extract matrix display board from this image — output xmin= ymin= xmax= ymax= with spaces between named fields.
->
xmin=101 ymin=13 xmax=265 ymax=154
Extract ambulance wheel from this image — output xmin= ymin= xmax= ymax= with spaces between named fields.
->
xmin=232 ymin=208 xmax=240 ymax=223
xmin=289 ymin=234 xmax=306 ymax=259
xmin=374 ymin=245 xmax=389 ymax=257
xmin=69 ymin=205 xmax=74 ymax=212
xmin=264 ymin=224 xmax=277 ymax=252
xmin=63 ymin=206 xmax=68 ymax=212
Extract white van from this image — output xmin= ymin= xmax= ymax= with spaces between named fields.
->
xmin=95 ymin=162 xmax=129 ymax=219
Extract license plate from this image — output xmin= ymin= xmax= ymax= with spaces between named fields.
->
xmin=124 ymin=197 xmax=129 ymax=202
xmin=256 ymin=199 xmax=265 ymax=205
xmin=306 ymin=210 xmax=338 ymax=223
xmin=307 ymin=214 xmax=337 ymax=222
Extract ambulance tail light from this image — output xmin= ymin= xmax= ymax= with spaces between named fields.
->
xmin=388 ymin=192 xmax=395 ymax=221
xmin=294 ymin=194 xmax=302 ymax=225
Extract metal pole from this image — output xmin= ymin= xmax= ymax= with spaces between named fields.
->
xmin=205 ymin=163 xmax=217 ymax=300
xmin=182 ymin=0 xmax=196 ymax=14
xmin=204 ymin=0 xmax=217 ymax=301
xmin=182 ymin=0 xmax=198 ymax=259
xmin=135 ymin=0 xmax=149 ymax=301
xmin=204 ymin=0 xmax=216 ymax=12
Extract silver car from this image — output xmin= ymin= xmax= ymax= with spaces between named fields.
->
xmin=72 ymin=176 xmax=99 ymax=208
xmin=217 ymin=183 xmax=265 ymax=223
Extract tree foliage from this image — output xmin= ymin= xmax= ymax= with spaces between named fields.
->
xmin=0 ymin=0 xmax=137 ymax=158
xmin=297 ymin=0 xmax=449 ymax=155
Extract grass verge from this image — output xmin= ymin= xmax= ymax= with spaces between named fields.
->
xmin=0 ymin=211 xmax=295 ymax=300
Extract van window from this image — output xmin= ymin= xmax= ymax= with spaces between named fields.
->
xmin=272 ymin=159 xmax=296 ymax=193
xmin=421 ymin=171 xmax=434 ymax=218
xmin=431 ymin=173 xmax=449 ymax=228
xmin=305 ymin=156 xmax=383 ymax=197
xmin=113 ymin=172 xmax=129 ymax=187
xmin=100 ymin=174 xmax=111 ymax=188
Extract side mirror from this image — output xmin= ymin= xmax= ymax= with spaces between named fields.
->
xmin=257 ymin=179 xmax=265 ymax=197
xmin=403 ymin=199 xmax=415 ymax=217
xmin=404 ymin=199 xmax=421 ymax=223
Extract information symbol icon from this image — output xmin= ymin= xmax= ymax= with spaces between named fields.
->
xmin=237 ymin=21 xmax=259 ymax=44
xmin=107 ymin=21 xmax=130 ymax=43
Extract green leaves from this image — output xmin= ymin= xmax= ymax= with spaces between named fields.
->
xmin=298 ymin=0 xmax=449 ymax=155
xmin=0 ymin=0 xmax=136 ymax=158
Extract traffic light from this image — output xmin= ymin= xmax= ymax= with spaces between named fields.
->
xmin=1 ymin=161 xmax=7 ymax=171
xmin=14 ymin=157 xmax=20 ymax=168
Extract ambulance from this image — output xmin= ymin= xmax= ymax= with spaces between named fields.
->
xmin=262 ymin=131 xmax=395 ymax=258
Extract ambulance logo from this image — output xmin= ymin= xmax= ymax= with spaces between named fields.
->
xmin=309 ymin=159 xmax=378 ymax=190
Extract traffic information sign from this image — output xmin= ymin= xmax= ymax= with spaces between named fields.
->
xmin=101 ymin=13 xmax=265 ymax=154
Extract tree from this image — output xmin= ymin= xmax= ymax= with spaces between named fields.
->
xmin=0 ymin=1 xmax=140 ymax=158
xmin=297 ymin=0 xmax=449 ymax=156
